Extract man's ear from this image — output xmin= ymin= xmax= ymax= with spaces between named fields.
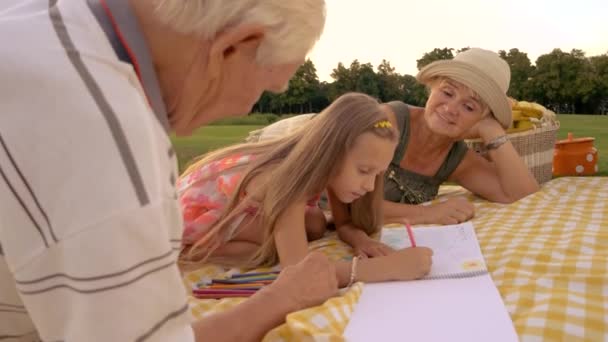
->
xmin=207 ymin=25 xmax=266 ymax=78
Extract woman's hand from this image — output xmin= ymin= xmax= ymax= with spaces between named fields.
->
xmin=421 ymin=197 xmax=475 ymax=225
xmin=462 ymin=115 xmax=505 ymax=140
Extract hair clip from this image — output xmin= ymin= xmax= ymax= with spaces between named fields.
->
xmin=374 ymin=120 xmax=392 ymax=128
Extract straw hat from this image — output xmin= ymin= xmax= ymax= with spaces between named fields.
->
xmin=416 ymin=48 xmax=512 ymax=129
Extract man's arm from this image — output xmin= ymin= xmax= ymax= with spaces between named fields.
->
xmin=2 ymin=205 xmax=194 ymax=342
xmin=192 ymin=286 xmax=290 ymax=342
xmin=193 ymin=251 xmax=339 ymax=341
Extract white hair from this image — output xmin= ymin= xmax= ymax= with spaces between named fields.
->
xmin=154 ymin=0 xmax=326 ymax=65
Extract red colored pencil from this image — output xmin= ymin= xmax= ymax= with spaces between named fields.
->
xmin=193 ymin=289 xmax=257 ymax=299
xmin=194 ymin=292 xmax=255 ymax=299
xmin=405 ymin=222 xmax=416 ymax=247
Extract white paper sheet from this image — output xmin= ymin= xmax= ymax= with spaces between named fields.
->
xmin=381 ymin=222 xmax=487 ymax=279
xmin=344 ymin=275 xmax=518 ymax=342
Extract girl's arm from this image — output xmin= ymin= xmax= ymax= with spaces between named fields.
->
xmin=272 ymin=199 xmax=356 ymax=285
xmin=274 ymin=200 xmax=311 ymax=266
xmin=273 ymin=195 xmax=433 ymax=287
xmin=328 ymin=189 xmax=394 ymax=257
xmin=327 ymin=188 xmax=370 ymax=247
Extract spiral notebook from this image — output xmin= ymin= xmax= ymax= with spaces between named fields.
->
xmin=380 ymin=222 xmax=488 ymax=280
xmin=344 ymin=222 xmax=518 ymax=342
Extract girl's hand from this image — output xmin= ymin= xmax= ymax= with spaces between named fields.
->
xmin=353 ymin=236 xmax=395 ymax=258
xmin=382 ymin=247 xmax=433 ymax=280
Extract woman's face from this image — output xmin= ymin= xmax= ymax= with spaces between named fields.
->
xmin=424 ymin=79 xmax=487 ymax=139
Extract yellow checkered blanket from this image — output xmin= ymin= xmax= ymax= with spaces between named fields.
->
xmin=183 ymin=177 xmax=608 ymax=341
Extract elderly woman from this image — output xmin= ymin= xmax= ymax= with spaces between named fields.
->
xmin=380 ymin=48 xmax=539 ymax=225
xmin=250 ymin=49 xmax=539 ymax=229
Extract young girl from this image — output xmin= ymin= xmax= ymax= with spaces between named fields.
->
xmin=177 ymin=93 xmax=433 ymax=287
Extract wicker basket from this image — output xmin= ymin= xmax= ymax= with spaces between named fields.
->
xmin=465 ymin=114 xmax=560 ymax=184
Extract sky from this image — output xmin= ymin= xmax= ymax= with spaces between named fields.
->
xmin=308 ymin=0 xmax=608 ymax=82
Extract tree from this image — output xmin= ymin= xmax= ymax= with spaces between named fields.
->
xmin=529 ymin=49 xmax=597 ymax=113
xmin=590 ymin=54 xmax=608 ymax=114
xmin=355 ymin=62 xmax=380 ymax=99
xmin=253 ymin=60 xmax=325 ymax=114
xmin=254 ymin=48 xmax=608 ymax=115
xmin=376 ymin=59 xmax=405 ymax=102
xmin=283 ymin=59 xmax=321 ymax=113
xmin=401 ymin=74 xmax=427 ymax=106
xmin=329 ymin=61 xmax=356 ymax=100
xmin=330 ymin=60 xmax=380 ymax=100
xmin=253 ymin=91 xmax=272 ymax=113
xmin=498 ymin=48 xmax=535 ymax=100
xmin=416 ymin=48 xmax=454 ymax=70
xmin=310 ymin=82 xmax=331 ymax=113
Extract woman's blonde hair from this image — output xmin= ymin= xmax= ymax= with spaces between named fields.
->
xmin=154 ymin=0 xmax=326 ymax=65
xmin=180 ymin=92 xmax=398 ymax=268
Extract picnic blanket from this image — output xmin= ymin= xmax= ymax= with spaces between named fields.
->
xmin=182 ymin=177 xmax=608 ymax=341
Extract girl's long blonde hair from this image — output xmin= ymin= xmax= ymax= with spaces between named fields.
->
xmin=180 ymin=92 xmax=398 ymax=268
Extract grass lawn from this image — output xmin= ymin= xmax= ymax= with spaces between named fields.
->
xmin=171 ymin=125 xmax=262 ymax=171
xmin=171 ymin=114 xmax=607 ymax=176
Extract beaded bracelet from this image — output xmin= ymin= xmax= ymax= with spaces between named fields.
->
xmin=347 ymin=255 xmax=361 ymax=287
xmin=485 ymin=135 xmax=509 ymax=151
xmin=481 ymin=135 xmax=509 ymax=155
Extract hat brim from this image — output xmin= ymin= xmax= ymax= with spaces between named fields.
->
xmin=416 ymin=60 xmax=512 ymax=129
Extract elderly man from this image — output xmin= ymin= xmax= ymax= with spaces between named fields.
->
xmin=0 ymin=1 xmax=336 ymax=341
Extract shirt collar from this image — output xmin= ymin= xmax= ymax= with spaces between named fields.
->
xmin=87 ymin=0 xmax=170 ymax=132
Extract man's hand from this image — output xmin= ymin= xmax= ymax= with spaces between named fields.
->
xmin=268 ymin=252 xmax=338 ymax=313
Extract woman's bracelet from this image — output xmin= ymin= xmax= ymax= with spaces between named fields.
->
xmin=482 ymin=135 xmax=509 ymax=154
xmin=347 ymin=255 xmax=361 ymax=287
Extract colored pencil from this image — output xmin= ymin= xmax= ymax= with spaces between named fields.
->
xmin=193 ymin=289 xmax=257 ymax=295
xmin=230 ymin=271 xmax=280 ymax=278
xmin=193 ymin=292 xmax=255 ymax=299
xmin=211 ymin=277 xmax=276 ymax=285
xmin=405 ymin=222 xmax=417 ymax=247
xmin=206 ymin=283 xmax=266 ymax=289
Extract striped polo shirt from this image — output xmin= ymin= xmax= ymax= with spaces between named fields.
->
xmin=0 ymin=1 xmax=194 ymax=341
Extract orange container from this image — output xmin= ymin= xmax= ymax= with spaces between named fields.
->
xmin=553 ymin=132 xmax=598 ymax=176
